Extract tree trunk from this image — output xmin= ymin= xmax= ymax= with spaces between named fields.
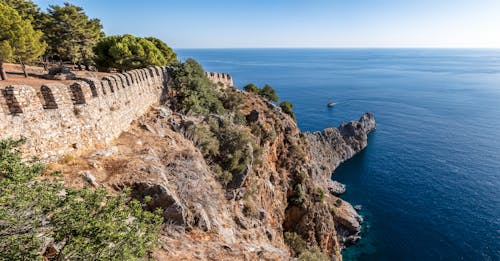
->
xmin=0 ymin=59 xmax=7 ymax=80
xmin=20 ymin=61 xmax=28 ymax=78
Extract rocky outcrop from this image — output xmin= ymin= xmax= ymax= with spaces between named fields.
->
xmin=55 ymin=86 xmax=375 ymax=260
xmin=294 ymin=112 xmax=375 ymax=253
xmin=306 ymin=112 xmax=376 ymax=181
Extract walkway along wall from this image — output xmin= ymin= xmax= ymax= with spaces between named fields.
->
xmin=0 ymin=66 xmax=169 ymax=160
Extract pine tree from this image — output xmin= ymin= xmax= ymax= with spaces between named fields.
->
xmin=0 ymin=2 xmax=46 ymax=79
xmin=44 ymin=3 xmax=103 ymax=68
xmin=94 ymin=34 xmax=168 ymax=72
xmin=0 ymin=0 xmax=45 ymax=29
xmin=145 ymin=37 xmax=177 ymax=65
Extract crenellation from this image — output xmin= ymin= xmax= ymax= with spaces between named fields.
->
xmin=70 ymin=82 xmax=93 ymax=105
xmin=100 ymin=80 xmax=109 ymax=95
xmin=0 ymin=67 xmax=230 ymax=160
xmin=205 ymin=72 xmax=234 ymax=88
xmin=78 ymin=78 xmax=100 ymax=97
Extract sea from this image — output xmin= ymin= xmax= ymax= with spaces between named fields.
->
xmin=176 ymin=48 xmax=500 ymax=260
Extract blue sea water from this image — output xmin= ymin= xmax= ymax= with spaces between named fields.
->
xmin=176 ymin=49 xmax=500 ymax=260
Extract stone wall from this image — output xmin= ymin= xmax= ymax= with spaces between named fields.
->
xmin=0 ymin=66 xmax=169 ymax=160
xmin=205 ymin=72 xmax=233 ymax=88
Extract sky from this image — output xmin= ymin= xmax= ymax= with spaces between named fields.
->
xmin=33 ymin=0 xmax=500 ymax=49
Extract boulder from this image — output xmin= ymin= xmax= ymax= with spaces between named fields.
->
xmin=130 ymin=182 xmax=187 ymax=226
xmin=326 ymin=180 xmax=346 ymax=195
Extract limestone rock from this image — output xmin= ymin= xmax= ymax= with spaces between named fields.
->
xmin=91 ymin=146 xmax=118 ymax=157
xmin=80 ymin=171 xmax=98 ymax=187
xmin=326 ymin=180 xmax=347 ymax=195
xmin=130 ymin=182 xmax=187 ymax=226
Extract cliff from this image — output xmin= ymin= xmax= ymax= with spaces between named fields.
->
xmin=3 ymin=68 xmax=375 ymax=260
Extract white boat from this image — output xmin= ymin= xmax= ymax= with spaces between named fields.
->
xmin=327 ymin=101 xmax=336 ymax=107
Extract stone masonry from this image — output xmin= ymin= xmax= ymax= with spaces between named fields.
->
xmin=205 ymin=72 xmax=233 ymax=88
xmin=0 ymin=66 xmax=169 ymax=160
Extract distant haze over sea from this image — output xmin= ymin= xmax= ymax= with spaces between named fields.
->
xmin=178 ymin=48 xmax=500 ymax=260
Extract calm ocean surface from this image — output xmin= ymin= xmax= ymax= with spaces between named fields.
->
xmin=176 ymin=49 xmax=500 ymax=260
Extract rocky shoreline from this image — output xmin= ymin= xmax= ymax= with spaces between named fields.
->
xmin=51 ymin=85 xmax=376 ymax=260
xmin=305 ymin=112 xmax=376 ymax=248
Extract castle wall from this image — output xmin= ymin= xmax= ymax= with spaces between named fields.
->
xmin=205 ymin=72 xmax=234 ymax=88
xmin=0 ymin=66 xmax=169 ymax=160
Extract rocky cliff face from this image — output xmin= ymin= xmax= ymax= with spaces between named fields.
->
xmin=56 ymin=88 xmax=375 ymax=260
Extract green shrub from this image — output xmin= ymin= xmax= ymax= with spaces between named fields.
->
xmin=187 ymin=118 xmax=260 ymax=187
xmin=279 ymin=101 xmax=296 ymax=121
xmin=284 ymin=232 xmax=308 ymax=256
xmin=0 ymin=139 xmax=162 ymax=260
xmin=169 ymin=59 xmax=225 ymax=115
xmin=315 ymin=188 xmax=325 ymax=203
xmin=220 ymin=87 xmax=244 ymax=111
xmin=290 ymin=184 xmax=306 ymax=205
xmin=188 ymin=123 xmax=219 ymax=157
xmin=284 ymin=232 xmax=329 ymax=260
xmin=242 ymin=83 xmax=279 ymax=102
xmin=243 ymin=83 xmax=259 ymax=93
xmin=259 ymin=84 xmax=279 ymax=102
xmin=298 ymin=247 xmax=329 ymax=261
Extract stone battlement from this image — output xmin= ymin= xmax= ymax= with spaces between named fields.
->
xmin=0 ymin=66 xmax=169 ymax=160
xmin=205 ymin=72 xmax=233 ymax=88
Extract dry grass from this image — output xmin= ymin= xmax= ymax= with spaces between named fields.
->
xmin=0 ymin=63 xmax=112 ymax=89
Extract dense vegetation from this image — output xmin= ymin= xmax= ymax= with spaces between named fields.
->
xmin=94 ymin=34 xmax=175 ymax=72
xmin=0 ymin=2 xmax=46 ymax=79
xmin=169 ymin=58 xmax=226 ymax=115
xmin=169 ymin=59 xmax=262 ymax=186
xmin=43 ymin=3 xmax=104 ymax=69
xmin=0 ymin=0 xmax=176 ymax=79
xmin=0 ymin=138 xmax=162 ymax=259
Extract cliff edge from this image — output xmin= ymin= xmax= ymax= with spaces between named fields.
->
xmin=4 ymin=67 xmax=376 ymax=260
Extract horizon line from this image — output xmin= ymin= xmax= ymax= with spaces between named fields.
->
xmin=174 ymin=47 xmax=500 ymax=50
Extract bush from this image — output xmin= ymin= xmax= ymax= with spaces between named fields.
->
xmin=284 ymin=232 xmax=329 ymax=260
xmin=243 ymin=83 xmax=259 ymax=93
xmin=315 ymin=188 xmax=325 ymax=202
xmin=242 ymin=83 xmax=279 ymax=102
xmin=169 ymin=59 xmax=225 ymax=115
xmin=284 ymin=232 xmax=308 ymax=256
xmin=290 ymin=184 xmax=306 ymax=205
xmin=187 ymin=117 xmax=260 ymax=187
xmin=259 ymin=84 xmax=279 ymax=102
xmin=187 ymin=123 xmax=219 ymax=157
xmin=298 ymin=247 xmax=329 ymax=261
xmin=279 ymin=101 xmax=296 ymax=121
xmin=0 ymin=139 xmax=162 ymax=260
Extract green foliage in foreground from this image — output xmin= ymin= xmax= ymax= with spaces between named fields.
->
xmin=279 ymin=101 xmax=296 ymax=121
xmin=243 ymin=83 xmax=279 ymax=102
xmin=0 ymin=138 xmax=162 ymax=260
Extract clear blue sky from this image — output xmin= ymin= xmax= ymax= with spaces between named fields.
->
xmin=33 ymin=0 xmax=500 ymax=48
